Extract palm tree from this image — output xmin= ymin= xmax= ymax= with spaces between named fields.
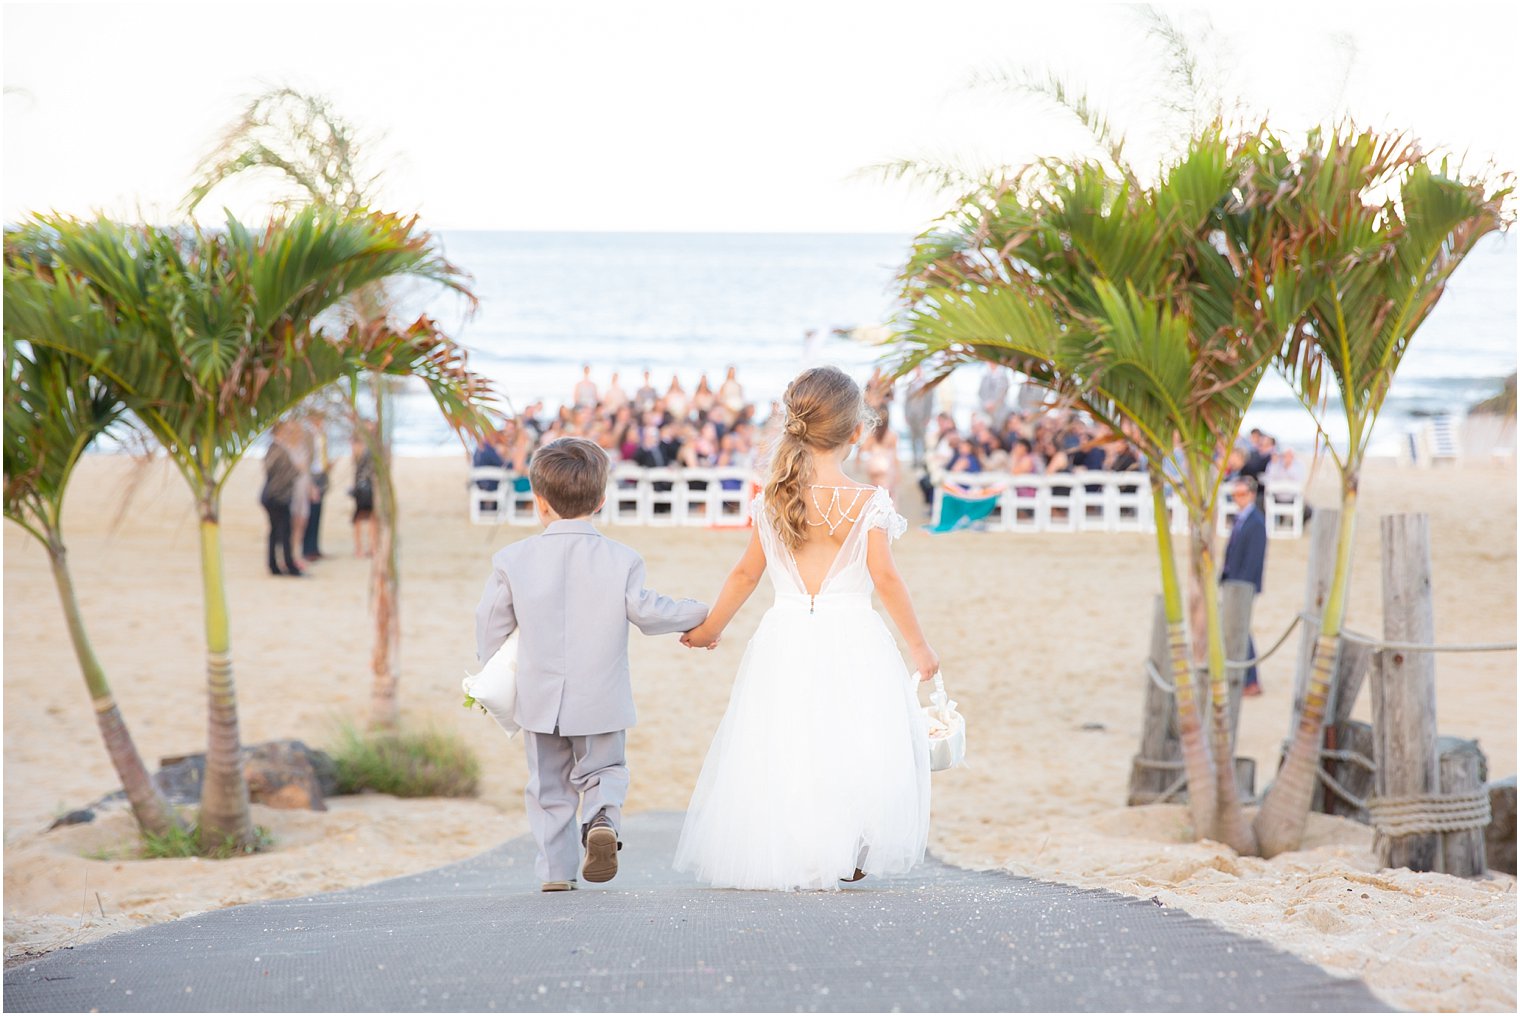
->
xmin=185 ymin=86 xmax=454 ymax=732
xmin=2 ymin=331 xmax=185 ymax=838
xmin=894 ymin=129 xmax=1287 ymax=851
xmin=4 ymin=207 xmax=497 ymax=851
xmin=1251 ymin=126 xmax=1510 ymax=856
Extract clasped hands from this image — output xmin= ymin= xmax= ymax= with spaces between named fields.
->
xmin=680 ymin=620 xmax=720 ymax=651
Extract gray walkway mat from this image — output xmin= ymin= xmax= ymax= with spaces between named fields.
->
xmin=4 ymin=811 xmax=1389 ymax=1012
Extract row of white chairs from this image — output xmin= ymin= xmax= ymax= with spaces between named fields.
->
xmin=932 ymin=471 xmax=1306 ymax=538
xmin=470 ymin=465 xmax=1306 ymax=538
xmin=469 ymin=465 xmax=756 ymax=527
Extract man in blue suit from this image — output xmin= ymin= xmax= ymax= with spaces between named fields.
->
xmin=1221 ymin=476 xmax=1268 ymax=695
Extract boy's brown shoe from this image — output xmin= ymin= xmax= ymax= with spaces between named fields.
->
xmin=582 ymin=814 xmax=620 ymax=884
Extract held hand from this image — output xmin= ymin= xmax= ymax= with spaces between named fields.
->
xmin=681 ymin=625 xmax=721 ymax=650
xmin=911 ymin=644 xmax=940 ymax=682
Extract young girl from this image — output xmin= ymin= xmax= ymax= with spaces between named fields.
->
xmin=675 ymin=366 xmax=936 ymax=890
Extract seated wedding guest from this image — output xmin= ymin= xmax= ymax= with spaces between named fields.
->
xmin=968 ymin=418 xmax=1006 ymax=471
xmin=948 ymin=438 xmax=983 ymax=474
xmin=718 ymin=365 xmax=744 ymax=415
xmin=1264 ymin=445 xmax=1304 ymax=489
xmin=715 ymin=431 xmax=751 ymax=476
xmin=573 ymin=364 xmax=599 ymax=410
xmin=681 ymin=421 xmax=720 ymax=468
xmin=608 ymin=405 xmax=639 ymax=460
xmin=603 ymin=371 xmax=629 ymax=414
xmin=633 ymin=425 xmax=672 ymax=468
xmin=1008 ymin=438 xmax=1040 ymax=497
xmin=472 ymin=428 xmax=506 ymax=511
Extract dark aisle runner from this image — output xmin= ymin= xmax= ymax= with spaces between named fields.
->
xmin=4 ymin=812 xmax=1389 ymax=1012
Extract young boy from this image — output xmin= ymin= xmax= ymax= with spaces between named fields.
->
xmin=475 ymin=437 xmax=708 ymax=891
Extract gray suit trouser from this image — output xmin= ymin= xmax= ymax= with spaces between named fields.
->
xmin=522 ymin=730 xmax=628 ymax=882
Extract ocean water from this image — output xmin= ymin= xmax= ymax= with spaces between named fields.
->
xmin=388 ymin=230 xmax=1517 ymax=456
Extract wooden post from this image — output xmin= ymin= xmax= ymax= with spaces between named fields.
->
xmin=1128 ymin=597 xmax=1179 ymax=805
xmin=1486 ymin=776 xmax=1517 ymax=876
xmin=1437 ymin=737 xmax=1487 ymax=878
xmin=1292 ymin=508 xmax=1340 ymax=727
xmin=1373 ymin=513 xmax=1440 ymax=871
xmin=1220 ymin=579 xmax=1254 ymax=749
xmin=1317 ymin=641 xmax=1374 ymax=817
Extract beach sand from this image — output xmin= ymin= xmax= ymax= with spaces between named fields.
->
xmin=4 ymin=453 xmax=1515 ymax=1009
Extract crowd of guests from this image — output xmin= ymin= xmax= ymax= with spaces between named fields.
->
xmin=467 ymin=362 xmax=1310 ymax=520
xmin=472 ymin=366 xmax=767 ymax=486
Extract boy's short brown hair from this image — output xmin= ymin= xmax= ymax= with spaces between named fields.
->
xmin=529 ymin=437 xmax=609 ymax=519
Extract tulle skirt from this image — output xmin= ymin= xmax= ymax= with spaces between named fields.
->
xmin=674 ymin=595 xmax=931 ymax=890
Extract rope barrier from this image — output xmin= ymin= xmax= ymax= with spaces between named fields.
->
xmin=1145 ymin=659 xmax=1176 ymax=695
xmin=1317 ymin=766 xmax=1369 ymax=812
xmin=1339 ymin=627 xmax=1517 ymax=653
xmin=1224 ymin=614 xmax=1305 ymax=670
xmin=1367 ymin=791 xmax=1492 ymax=836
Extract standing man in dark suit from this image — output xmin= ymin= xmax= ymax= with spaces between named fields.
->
xmin=1221 ymin=475 xmax=1268 ymax=696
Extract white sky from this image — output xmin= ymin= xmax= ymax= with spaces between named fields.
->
xmin=4 ymin=1 xmax=1518 ymax=232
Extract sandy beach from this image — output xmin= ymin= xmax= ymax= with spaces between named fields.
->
xmin=4 ymin=452 xmax=1515 ymax=1010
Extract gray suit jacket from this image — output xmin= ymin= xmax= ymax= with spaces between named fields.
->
xmin=474 ymin=520 xmax=708 ymax=736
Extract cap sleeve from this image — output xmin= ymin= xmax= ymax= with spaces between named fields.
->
xmin=867 ymin=487 xmax=907 ymax=542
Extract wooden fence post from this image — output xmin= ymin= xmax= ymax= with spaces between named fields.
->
xmin=1220 ymin=579 xmax=1254 ymax=750
xmin=1292 ymin=508 xmax=1340 ymax=727
xmin=1372 ymin=513 xmax=1440 ymax=871
xmin=1438 ymin=737 xmax=1487 ymax=877
xmin=1128 ymin=596 xmax=1178 ymax=805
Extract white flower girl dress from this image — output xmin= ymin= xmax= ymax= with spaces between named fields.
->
xmin=674 ymin=486 xmax=931 ymax=890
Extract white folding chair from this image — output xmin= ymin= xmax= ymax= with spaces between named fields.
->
xmin=1043 ymin=476 xmax=1078 ymax=532
xmin=609 ymin=464 xmax=643 ymax=525
xmin=712 ymin=468 xmax=754 ymax=527
xmin=468 ymin=466 xmax=509 ymax=524
xmin=642 ymin=468 xmax=682 ymax=525
xmin=1216 ymin=489 xmax=1240 ymax=537
xmin=1110 ymin=474 xmax=1147 ymax=533
xmin=1075 ymin=471 xmax=1112 ymax=531
xmin=1266 ymin=483 xmax=1304 ymax=539
xmin=503 ymin=474 xmax=539 ymax=526
xmin=1003 ymin=475 xmax=1043 ymax=532
xmin=679 ymin=468 xmax=719 ymax=526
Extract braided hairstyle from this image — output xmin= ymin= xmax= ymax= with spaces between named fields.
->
xmin=764 ymin=366 xmax=874 ymax=550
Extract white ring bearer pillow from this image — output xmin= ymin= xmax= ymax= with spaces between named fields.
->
xmin=917 ymin=670 xmax=966 ymax=772
xmin=462 ymin=630 xmax=520 ymax=737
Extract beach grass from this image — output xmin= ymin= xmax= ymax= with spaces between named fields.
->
xmin=329 ymin=723 xmax=481 ymax=799
xmin=86 ymin=819 xmax=275 ymax=861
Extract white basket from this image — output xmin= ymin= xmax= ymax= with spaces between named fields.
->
xmin=918 ymin=670 xmax=966 ymax=772
xmin=463 ymin=630 xmax=521 ymax=737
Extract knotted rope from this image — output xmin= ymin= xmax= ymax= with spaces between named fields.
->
xmin=1367 ymin=791 xmax=1493 ymax=837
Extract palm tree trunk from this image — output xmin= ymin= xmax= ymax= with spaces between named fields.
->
xmin=46 ymin=535 xmax=184 ymax=838
xmin=1151 ymin=478 xmax=1217 ymax=839
xmin=1253 ymin=484 xmax=1357 ymax=857
xmin=367 ymin=376 xmax=401 ymax=732
xmin=1195 ymin=529 xmax=1258 ymax=855
xmin=195 ymin=499 xmax=256 ymax=851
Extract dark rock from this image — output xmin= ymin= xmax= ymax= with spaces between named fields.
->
xmin=84 ymin=740 xmax=330 ymax=817
xmin=241 ymin=740 xmax=327 ymax=811
xmin=1486 ymin=776 xmax=1516 ymax=876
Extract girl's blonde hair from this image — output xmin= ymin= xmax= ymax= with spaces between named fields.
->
xmin=764 ymin=365 xmax=874 ymax=550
